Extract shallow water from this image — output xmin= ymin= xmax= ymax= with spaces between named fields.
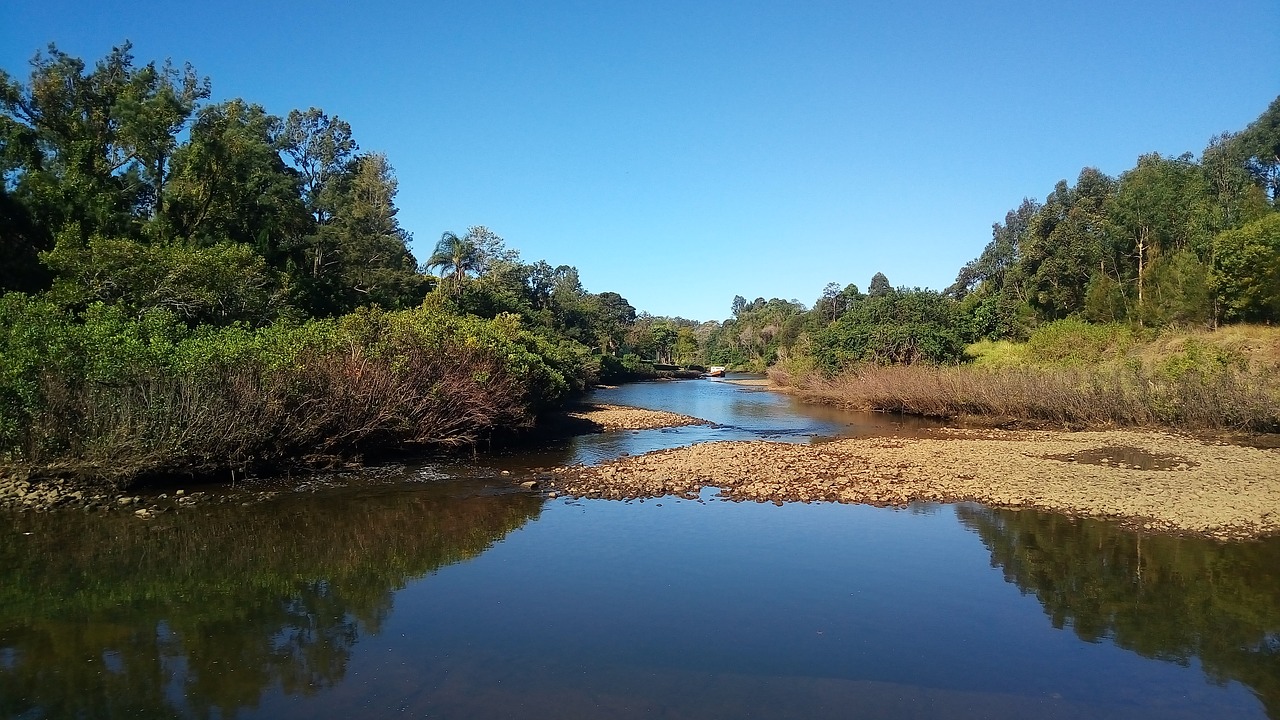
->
xmin=492 ymin=375 xmax=943 ymax=469
xmin=1 ymin=379 xmax=1277 ymax=719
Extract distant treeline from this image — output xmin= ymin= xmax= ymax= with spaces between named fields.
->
xmin=701 ymin=96 xmax=1280 ymax=372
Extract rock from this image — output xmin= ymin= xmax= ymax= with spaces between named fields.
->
xmin=519 ymin=480 xmax=539 ymax=490
xmin=134 ymin=508 xmax=152 ymax=519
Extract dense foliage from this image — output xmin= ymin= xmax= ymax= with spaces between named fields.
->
xmin=705 ymin=96 xmax=1280 ymax=377
xmin=2 ymin=42 xmax=1277 ymax=480
xmin=0 ymin=43 xmax=691 ymax=484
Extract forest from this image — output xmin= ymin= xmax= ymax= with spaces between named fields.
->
xmin=0 ymin=43 xmax=698 ymax=485
xmin=702 ymin=100 xmax=1280 ymax=372
xmin=2 ymin=42 xmax=1278 ymax=486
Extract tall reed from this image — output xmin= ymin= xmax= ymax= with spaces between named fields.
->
xmin=772 ymin=363 xmax=1280 ymax=432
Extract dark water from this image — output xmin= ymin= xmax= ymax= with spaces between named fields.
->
xmin=2 ymin=381 xmax=1278 ymax=719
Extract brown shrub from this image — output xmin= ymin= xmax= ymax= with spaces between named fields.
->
xmin=771 ymin=363 xmax=1280 ymax=432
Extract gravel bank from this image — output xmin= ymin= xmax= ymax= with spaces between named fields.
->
xmin=564 ymin=403 xmax=709 ymax=431
xmin=550 ymin=428 xmax=1280 ymax=540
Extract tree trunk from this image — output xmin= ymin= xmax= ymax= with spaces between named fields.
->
xmin=1136 ymin=226 xmax=1147 ymax=326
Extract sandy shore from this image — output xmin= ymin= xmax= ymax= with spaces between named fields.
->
xmin=563 ymin=403 xmax=710 ymax=431
xmin=550 ymin=428 xmax=1280 ymax=540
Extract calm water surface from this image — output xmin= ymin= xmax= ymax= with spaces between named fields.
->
xmin=2 ymin=379 xmax=1277 ymax=719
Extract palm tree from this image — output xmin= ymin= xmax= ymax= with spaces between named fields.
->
xmin=426 ymin=231 xmax=480 ymax=296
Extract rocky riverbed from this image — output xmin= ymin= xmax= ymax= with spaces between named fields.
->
xmin=550 ymin=428 xmax=1280 ymax=540
xmin=0 ymin=472 xmax=274 ymax=515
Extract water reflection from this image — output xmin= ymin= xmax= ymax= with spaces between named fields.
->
xmin=957 ymin=505 xmax=1280 ymax=718
xmin=492 ymin=378 xmax=944 ymax=469
xmin=0 ymin=485 xmax=542 ymax=719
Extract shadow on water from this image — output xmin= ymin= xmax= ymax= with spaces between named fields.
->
xmin=957 ymin=505 xmax=1280 ymax=718
xmin=0 ymin=485 xmax=542 ymax=719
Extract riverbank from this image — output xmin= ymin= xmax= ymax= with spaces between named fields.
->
xmin=769 ymin=324 xmax=1280 ymax=433
xmin=550 ymin=427 xmax=1280 ymax=540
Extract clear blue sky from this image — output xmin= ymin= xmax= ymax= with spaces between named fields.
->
xmin=4 ymin=1 xmax=1278 ymax=321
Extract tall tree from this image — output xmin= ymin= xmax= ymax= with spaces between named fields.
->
xmin=0 ymin=42 xmax=211 ymax=240
xmin=279 ymin=107 xmax=356 ymax=224
xmin=162 ymin=99 xmax=309 ymax=257
xmin=427 ymin=232 xmax=481 ymax=296
xmin=868 ymin=272 xmax=891 ymax=297
xmin=1110 ymin=153 xmax=1212 ymax=322
xmin=312 ymin=152 xmax=425 ymax=311
xmin=1236 ymin=95 xmax=1280 ymax=206
xmin=1020 ymin=168 xmax=1116 ymax=320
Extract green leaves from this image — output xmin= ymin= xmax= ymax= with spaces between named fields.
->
xmin=1213 ymin=213 xmax=1280 ymax=322
xmin=813 ymin=288 xmax=965 ymax=372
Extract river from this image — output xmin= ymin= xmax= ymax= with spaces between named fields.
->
xmin=1 ymin=378 xmax=1277 ymax=719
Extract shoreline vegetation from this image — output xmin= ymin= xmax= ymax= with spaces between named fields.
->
xmin=768 ymin=323 xmax=1280 ymax=435
xmin=2 ymin=44 xmax=1278 ymax=534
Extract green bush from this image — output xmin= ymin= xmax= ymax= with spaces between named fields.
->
xmin=0 ymin=295 xmax=592 ymax=485
xmin=1025 ymin=319 xmax=1134 ymax=365
xmin=812 ymin=289 xmax=965 ymax=373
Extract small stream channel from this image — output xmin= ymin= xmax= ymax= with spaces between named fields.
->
xmin=1 ymin=377 xmax=1277 ymax=719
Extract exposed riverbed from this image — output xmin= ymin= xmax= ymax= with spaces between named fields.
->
xmin=2 ymin=376 xmax=1278 ymax=719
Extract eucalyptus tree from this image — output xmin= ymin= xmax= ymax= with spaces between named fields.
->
xmin=1110 ymin=153 xmax=1212 ymax=323
xmin=162 ymin=99 xmax=309 ymax=259
xmin=1020 ymin=168 xmax=1116 ymax=320
xmin=279 ymin=107 xmax=356 ymax=224
xmin=1236 ymin=95 xmax=1280 ymax=205
xmin=0 ymin=41 xmax=209 ymax=239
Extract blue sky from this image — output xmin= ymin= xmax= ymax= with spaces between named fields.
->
xmin=4 ymin=1 xmax=1278 ymax=321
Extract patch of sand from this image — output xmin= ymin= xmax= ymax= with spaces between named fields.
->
xmin=551 ymin=428 xmax=1280 ymax=540
xmin=564 ymin=403 xmax=709 ymax=432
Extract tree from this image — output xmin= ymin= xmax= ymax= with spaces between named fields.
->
xmin=0 ymin=42 xmax=208 ymax=240
xmin=311 ymin=152 xmax=426 ymax=312
xmin=868 ymin=272 xmax=891 ymax=297
xmin=582 ymin=291 xmax=636 ymax=353
xmin=426 ymin=232 xmax=481 ymax=296
xmin=1110 ymin=153 xmax=1212 ymax=322
xmin=947 ymin=199 xmax=1039 ymax=302
xmin=463 ymin=225 xmax=520 ymax=275
xmin=650 ymin=322 xmax=678 ymax=364
xmin=1236 ymin=95 xmax=1280 ymax=206
xmin=163 ymin=99 xmax=309 ymax=255
xmin=813 ymin=289 xmax=964 ymax=370
xmin=1020 ymin=168 xmax=1116 ymax=320
xmin=1213 ymin=213 xmax=1280 ymax=322
xmin=279 ymin=107 xmax=356 ymax=224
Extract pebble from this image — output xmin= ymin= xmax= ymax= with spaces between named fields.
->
xmin=548 ymin=429 xmax=1280 ymax=540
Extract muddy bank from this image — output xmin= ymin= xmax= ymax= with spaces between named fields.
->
xmin=550 ymin=428 xmax=1280 ymax=540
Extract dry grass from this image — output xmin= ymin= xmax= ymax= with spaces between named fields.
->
xmin=14 ymin=344 xmax=534 ymax=488
xmin=772 ymin=361 xmax=1280 ymax=432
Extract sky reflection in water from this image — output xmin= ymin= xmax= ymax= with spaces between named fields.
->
xmin=1 ymin=379 xmax=1276 ymax=719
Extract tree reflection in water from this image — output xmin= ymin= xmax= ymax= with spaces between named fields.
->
xmin=957 ymin=505 xmax=1280 ymax=719
xmin=0 ymin=486 xmax=542 ymax=719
